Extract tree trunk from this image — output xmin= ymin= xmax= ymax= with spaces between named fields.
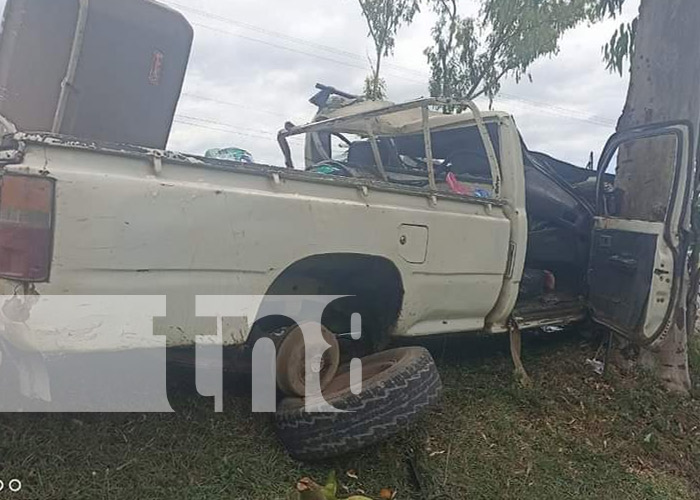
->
xmin=373 ymin=49 xmax=383 ymax=99
xmin=615 ymin=0 xmax=700 ymax=394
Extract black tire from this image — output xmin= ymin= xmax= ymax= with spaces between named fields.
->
xmin=274 ymin=347 xmax=442 ymax=461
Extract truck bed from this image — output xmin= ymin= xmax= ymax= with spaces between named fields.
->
xmin=0 ymin=131 xmax=518 ymax=353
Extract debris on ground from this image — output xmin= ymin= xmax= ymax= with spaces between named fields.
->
xmin=293 ymin=472 xmax=374 ymax=500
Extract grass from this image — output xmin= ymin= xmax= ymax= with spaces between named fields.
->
xmin=2 ymin=329 xmax=700 ymax=499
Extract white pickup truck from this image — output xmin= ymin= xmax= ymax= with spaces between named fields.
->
xmin=0 ymin=91 xmax=693 ymax=343
xmin=0 ymin=86 xmax=694 ymax=459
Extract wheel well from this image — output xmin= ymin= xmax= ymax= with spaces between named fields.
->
xmin=250 ymin=254 xmax=404 ymax=349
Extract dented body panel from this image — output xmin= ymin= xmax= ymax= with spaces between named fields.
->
xmin=0 ymin=118 xmax=530 ymax=353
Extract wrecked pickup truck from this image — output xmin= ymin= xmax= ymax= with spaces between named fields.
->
xmin=1 ymin=0 xmax=696 ymax=462
xmin=0 ymin=82 xmax=695 ymax=459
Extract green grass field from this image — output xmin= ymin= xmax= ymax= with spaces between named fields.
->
xmin=2 ymin=330 xmax=700 ymax=499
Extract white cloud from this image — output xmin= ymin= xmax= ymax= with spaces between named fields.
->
xmin=166 ymin=0 xmax=640 ymax=166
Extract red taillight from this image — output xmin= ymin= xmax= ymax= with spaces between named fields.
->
xmin=0 ymin=174 xmax=55 ymax=281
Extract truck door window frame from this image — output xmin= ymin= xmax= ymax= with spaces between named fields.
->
xmin=590 ymin=121 xmax=695 ymax=345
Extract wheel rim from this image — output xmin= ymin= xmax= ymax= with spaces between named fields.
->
xmin=276 ymin=323 xmax=340 ymax=397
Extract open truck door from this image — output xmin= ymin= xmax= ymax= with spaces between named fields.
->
xmin=589 ymin=122 xmax=696 ymax=346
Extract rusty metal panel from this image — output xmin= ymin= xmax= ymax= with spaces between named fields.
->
xmin=0 ymin=0 xmax=192 ymax=149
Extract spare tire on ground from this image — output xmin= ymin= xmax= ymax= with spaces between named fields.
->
xmin=275 ymin=347 xmax=442 ymax=461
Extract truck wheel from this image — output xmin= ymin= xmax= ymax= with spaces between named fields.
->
xmin=276 ymin=323 xmax=340 ymax=398
xmin=274 ymin=347 xmax=442 ymax=461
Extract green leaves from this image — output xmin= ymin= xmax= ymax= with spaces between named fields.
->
xmin=359 ymin=0 xmax=634 ymax=103
xmin=423 ymin=0 xmax=637 ymax=107
xmin=603 ymin=17 xmax=637 ymax=75
xmin=425 ymin=0 xmax=595 ymax=106
xmin=586 ymin=0 xmax=637 ymax=75
xmin=363 ymin=75 xmax=388 ymax=100
xmin=359 ymin=0 xmax=420 ymax=58
xmin=359 ymin=0 xmax=420 ymax=99
xmin=592 ymin=0 xmax=626 ymax=19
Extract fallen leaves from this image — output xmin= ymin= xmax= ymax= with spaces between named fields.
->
xmin=297 ymin=478 xmax=314 ymax=492
xmin=292 ymin=472 xmax=377 ymax=500
xmin=379 ymin=487 xmax=396 ymax=499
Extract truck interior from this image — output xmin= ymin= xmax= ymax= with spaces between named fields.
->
xmin=304 ymin=124 xmax=498 ymax=197
xmin=516 ymin=148 xmax=606 ymax=325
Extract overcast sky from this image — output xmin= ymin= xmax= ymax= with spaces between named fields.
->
xmin=1 ymin=0 xmax=640 ymax=166
xmin=163 ymin=0 xmax=640 ymax=166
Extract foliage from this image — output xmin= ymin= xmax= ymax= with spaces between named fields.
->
xmin=603 ymin=18 xmax=637 ymax=75
xmin=423 ymin=0 xmax=638 ymax=108
xmin=592 ymin=0 xmax=626 ymax=18
xmin=358 ymin=0 xmax=420 ymax=100
xmin=425 ymin=0 xmax=594 ymax=106
xmin=589 ymin=0 xmax=636 ymax=75
xmin=363 ymin=74 xmax=387 ymax=101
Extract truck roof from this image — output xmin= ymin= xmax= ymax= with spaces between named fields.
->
xmin=297 ymin=98 xmax=511 ymax=137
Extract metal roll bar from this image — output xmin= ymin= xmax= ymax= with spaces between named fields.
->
xmin=277 ymin=97 xmax=502 ymax=198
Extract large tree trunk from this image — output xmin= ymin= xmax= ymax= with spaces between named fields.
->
xmin=615 ymin=0 xmax=700 ymax=394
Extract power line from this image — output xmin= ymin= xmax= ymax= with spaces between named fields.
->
xmin=176 ymin=114 xmax=287 ymax=137
xmin=183 ymin=31 xmax=612 ymax=130
xmin=191 ymin=22 xmax=419 ymax=81
xmin=173 ymin=116 xmax=304 ymax=145
xmin=168 ymin=2 xmax=362 ymax=60
xmin=496 ymin=95 xmax=616 ymax=128
xmin=497 ymin=93 xmax=617 ymax=127
xmin=167 ymin=1 xmax=618 ymax=127
xmin=184 ymin=28 xmax=615 ymax=128
xmin=168 ymin=4 xmax=617 ymax=130
xmin=173 ymin=118 xmax=270 ymax=141
xmin=181 ymin=92 xmax=294 ymax=119
xmin=182 ymin=84 xmax=616 ymax=131
xmin=164 ymin=1 xmax=425 ymax=78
